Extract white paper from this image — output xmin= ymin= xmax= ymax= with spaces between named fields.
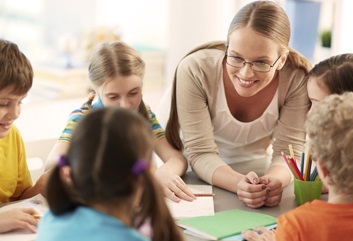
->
xmin=166 ymin=185 xmax=215 ymax=219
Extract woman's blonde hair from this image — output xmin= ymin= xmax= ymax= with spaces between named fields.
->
xmin=227 ymin=1 xmax=311 ymax=73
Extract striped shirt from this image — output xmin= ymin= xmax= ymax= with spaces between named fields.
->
xmin=59 ymin=100 xmax=164 ymax=143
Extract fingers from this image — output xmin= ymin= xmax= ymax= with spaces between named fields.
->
xmin=20 ymin=208 xmax=38 ymax=215
xmin=242 ymin=230 xmax=263 ymax=241
xmin=165 ymin=189 xmax=181 ymax=203
xmin=237 ymin=173 xmax=270 ymax=208
xmin=242 ymin=227 xmax=276 ymax=241
xmin=172 ymin=177 xmax=196 ymax=199
xmin=258 ymin=177 xmax=283 ymax=207
xmin=245 ymin=171 xmax=260 ymax=185
xmin=164 ymin=176 xmax=196 ymax=202
xmin=264 ymin=192 xmax=282 ymax=207
xmin=17 ymin=220 xmax=38 ymax=233
xmin=0 ymin=208 xmax=39 ymax=233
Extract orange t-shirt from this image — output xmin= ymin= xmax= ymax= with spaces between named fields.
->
xmin=276 ymin=200 xmax=353 ymax=241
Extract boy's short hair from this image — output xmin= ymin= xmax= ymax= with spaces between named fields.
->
xmin=0 ymin=39 xmax=33 ymax=94
xmin=306 ymin=92 xmax=353 ymax=194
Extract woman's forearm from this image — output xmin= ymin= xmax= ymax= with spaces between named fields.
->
xmin=211 ymin=165 xmax=244 ymax=193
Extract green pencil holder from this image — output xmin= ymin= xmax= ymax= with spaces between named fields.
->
xmin=294 ymin=179 xmax=322 ymax=206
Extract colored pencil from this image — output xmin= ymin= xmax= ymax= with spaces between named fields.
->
xmin=194 ymin=193 xmax=216 ymax=197
xmin=310 ymin=167 xmax=318 ymax=181
xmin=281 ymin=152 xmax=303 ymax=180
xmin=303 ymin=149 xmax=312 ymax=181
xmin=300 ymin=152 xmax=305 ymax=176
xmin=288 ymin=144 xmax=295 ymax=159
xmin=288 ymin=157 xmax=304 ymax=181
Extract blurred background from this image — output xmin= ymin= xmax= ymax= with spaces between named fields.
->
xmin=0 ymin=0 xmax=351 ymax=171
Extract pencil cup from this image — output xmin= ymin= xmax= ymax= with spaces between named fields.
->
xmin=294 ymin=179 xmax=322 ymax=206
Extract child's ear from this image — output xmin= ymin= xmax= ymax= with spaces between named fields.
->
xmin=316 ymin=159 xmax=329 ymax=181
xmin=59 ymin=166 xmax=73 ymax=185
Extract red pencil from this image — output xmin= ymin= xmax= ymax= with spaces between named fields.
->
xmin=281 ymin=152 xmax=304 ymax=180
xmin=194 ymin=193 xmax=216 ymax=197
xmin=288 ymin=157 xmax=304 ymax=181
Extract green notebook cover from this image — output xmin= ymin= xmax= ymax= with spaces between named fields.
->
xmin=177 ymin=209 xmax=277 ymax=240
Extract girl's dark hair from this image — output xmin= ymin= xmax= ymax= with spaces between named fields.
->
xmin=46 ymin=107 xmax=184 ymax=241
xmin=0 ymin=39 xmax=33 ymax=94
xmin=307 ymin=53 xmax=353 ymax=94
xmin=83 ymin=41 xmax=149 ymax=119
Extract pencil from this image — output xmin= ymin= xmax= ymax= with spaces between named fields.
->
xmin=300 ymin=152 xmax=305 ymax=176
xmin=281 ymin=152 xmax=297 ymax=179
xmin=288 ymin=157 xmax=304 ymax=181
xmin=304 ymin=149 xmax=312 ymax=181
xmin=32 ymin=214 xmax=41 ymax=219
xmin=194 ymin=193 xmax=216 ymax=197
xmin=288 ymin=144 xmax=295 ymax=159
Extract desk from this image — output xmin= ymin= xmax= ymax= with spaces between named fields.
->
xmin=182 ymin=171 xmax=328 ymax=241
xmin=0 ymin=173 xmax=328 ymax=241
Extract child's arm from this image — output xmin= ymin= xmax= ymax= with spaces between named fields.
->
xmin=154 ymin=137 xmax=196 ymax=202
xmin=19 ymin=170 xmax=52 ymax=199
xmin=45 ymin=141 xmax=69 ymax=171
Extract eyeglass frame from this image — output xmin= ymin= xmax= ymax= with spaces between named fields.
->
xmin=225 ymin=46 xmax=282 ymax=73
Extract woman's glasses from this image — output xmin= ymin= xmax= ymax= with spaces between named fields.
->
xmin=225 ymin=54 xmax=281 ymax=73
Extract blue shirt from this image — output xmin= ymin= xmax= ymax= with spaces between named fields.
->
xmin=36 ymin=206 xmax=149 ymax=241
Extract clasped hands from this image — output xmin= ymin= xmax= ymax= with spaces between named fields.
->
xmin=237 ymin=171 xmax=283 ymax=208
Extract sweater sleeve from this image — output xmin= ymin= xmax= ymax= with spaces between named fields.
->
xmin=271 ymin=66 xmax=310 ymax=175
xmin=176 ymin=51 xmax=226 ymax=184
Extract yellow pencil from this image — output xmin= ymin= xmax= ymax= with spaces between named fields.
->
xmin=32 ymin=214 xmax=41 ymax=219
xmin=288 ymin=144 xmax=295 ymax=159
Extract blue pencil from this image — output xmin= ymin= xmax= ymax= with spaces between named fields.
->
xmin=310 ymin=167 xmax=318 ymax=181
xmin=300 ymin=152 xmax=305 ymax=176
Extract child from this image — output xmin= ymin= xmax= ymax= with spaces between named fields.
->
xmin=0 ymin=38 xmax=47 ymax=233
xmin=45 ymin=41 xmax=195 ymax=203
xmin=307 ymin=53 xmax=353 ymax=193
xmin=36 ymin=107 xmax=185 ymax=241
xmin=307 ymin=53 xmax=353 ymax=108
xmin=242 ymin=92 xmax=353 ymax=240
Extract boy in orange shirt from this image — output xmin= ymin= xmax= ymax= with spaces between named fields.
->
xmin=242 ymin=92 xmax=353 ymax=241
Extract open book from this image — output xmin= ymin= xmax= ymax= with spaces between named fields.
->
xmin=177 ymin=209 xmax=277 ymax=240
xmin=166 ymin=185 xmax=215 ymax=219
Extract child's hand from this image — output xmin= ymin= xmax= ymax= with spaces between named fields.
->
xmin=155 ymin=168 xmax=196 ymax=202
xmin=242 ymin=226 xmax=276 ymax=241
xmin=0 ymin=208 xmax=39 ymax=233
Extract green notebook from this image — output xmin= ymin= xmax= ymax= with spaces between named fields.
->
xmin=177 ymin=209 xmax=277 ymax=240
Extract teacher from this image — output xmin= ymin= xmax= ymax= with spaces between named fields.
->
xmin=166 ymin=1 xmax=311 ymax=208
